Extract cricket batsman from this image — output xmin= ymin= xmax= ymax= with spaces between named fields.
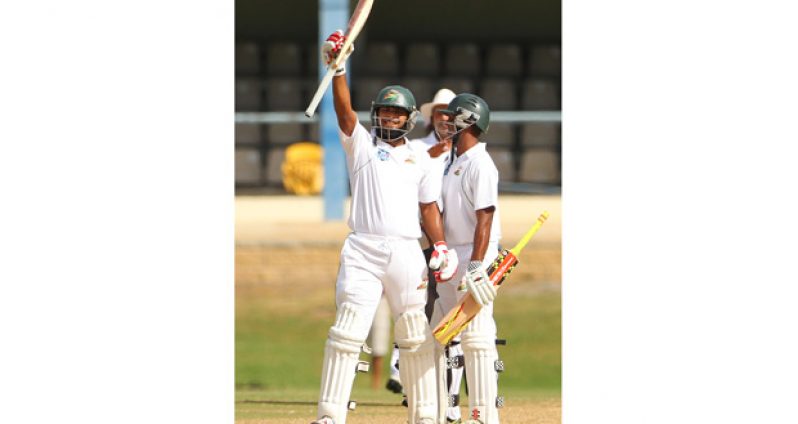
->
xmin=431 ymin=93 xmax=504 ymax=424
xmin=311 ymin=30 xmax=459 ymax=424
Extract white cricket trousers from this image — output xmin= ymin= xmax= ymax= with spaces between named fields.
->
xmin=434 ymin=242 xmax=500 ymax=334
xmin=336 ymin=232 xmax=429 ymax=330
xmin=433 ymin=242 xmax=502 ymax=424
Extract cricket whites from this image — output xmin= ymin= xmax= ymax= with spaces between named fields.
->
xmin=432 ymin=211 xmax=550 ymax=345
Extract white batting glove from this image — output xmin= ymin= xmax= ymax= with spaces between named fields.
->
xmin=463 ymin=261 xmax=496 ymax=306
xmin=428 ymin=241 xmax=458 ymax=282
xmin=321 ymin=29 xmax=354 ymax=76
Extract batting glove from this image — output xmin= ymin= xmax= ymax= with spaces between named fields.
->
xmin=428 ymin=241 xmax=458 ymax=282
xmin=321 ymin=29 xmax=354 ymax=76
xmin=463 ymin=260 xmax=496 ymax=306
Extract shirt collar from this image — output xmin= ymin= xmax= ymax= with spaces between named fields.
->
xmin=375 ymin=137 xmax=412 ymax=161
xmin=454 ymin=142 xmax=486 ymax=162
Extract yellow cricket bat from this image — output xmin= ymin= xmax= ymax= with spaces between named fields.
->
xmin=432 ymin=211 xmax=550 ymax=345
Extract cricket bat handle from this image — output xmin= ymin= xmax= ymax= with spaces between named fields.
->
xmin=487 ymin=250 xmax=519 ymax=287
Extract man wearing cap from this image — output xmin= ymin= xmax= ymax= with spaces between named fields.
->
xmin=411 ymin=88 xmax=458 ymax=176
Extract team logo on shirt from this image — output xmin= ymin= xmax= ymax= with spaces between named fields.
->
xmin=377 ymin=148 xmax=390 ymax=161
xmin=454 ymin=167 xmax=463 ymax=176
xmin=404 ymin=154 xmax=416 ymax=164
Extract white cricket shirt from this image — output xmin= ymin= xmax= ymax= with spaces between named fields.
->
xmin=441 ymin=142 xmax=502 ymax=247
xmin=341 ymin=122 xmax=441 ymax=239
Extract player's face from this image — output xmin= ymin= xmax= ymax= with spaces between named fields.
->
xmin=376 ymin=107 xmax=409 ymax=129
xmin=431 ymin=105 xmax=448 ymax=126
xmin=434 ymin=112 xmax=458 ymax=140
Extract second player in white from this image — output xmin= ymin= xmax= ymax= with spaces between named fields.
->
xmin=432 ymin=93 xmax=503 ymax=424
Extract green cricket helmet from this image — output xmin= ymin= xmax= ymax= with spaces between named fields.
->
xmin=370 ymin=85 xmax=419 ymax=142
xmin=440 ymin=93 xmax=491 ymax=136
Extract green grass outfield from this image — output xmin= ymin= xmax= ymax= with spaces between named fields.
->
xmin=236 ymin=275 xmax=560 ymax=422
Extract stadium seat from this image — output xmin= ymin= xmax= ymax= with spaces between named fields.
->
xmin=485 ymin=44 xmax=522 ymax=77
xmin=485 ymin=146 xmax=516 ymax=183
xmin=355 ymin=42 xmax=399 ymax=77
xmin=404 ymin=42 xmax=440 ymax=76
xmin=483 ymin=122 xmax=515 ymax=149
xmin=353 ymin=77 xmax=391 ymax=111
xmin=527 ymin=45 xmax=561 ymax=78
xmin=479 ymin=78 xmax=518 ymax=110
xmin=518 ymin=149 xmax=560 ymax=184
xmin=520 ymin=123 xmax=559 ymax=148
xmin=521 ymin=79 xmax=560 ymax=110
xmin=307 ymin=42 xmax=320 ymax=76
xmin=266 ymin=123 xmax=304 ymax=146
xmin=235 ymin=147 xmax=262 ymax=185
xmin=265 ymin=147 xmax=287 ymax=186
xmin=265 ymin=78 xmax=303 ymax=111
xmin=308 ymin=121 xmax=319 ymax=143
xmin=235 ymin=123 xmax=261 ymax=145
xmin=438 ymin=77 xmax=474 ymax=96
xmin=235 ymin=42 xmax=260 ymax=76
xmin=235 ymin=78 xmax=262 ymax=111
xmin=266 ymin=42 xmax=302 ymax=76
xmin=310 ymin=121 xmax=358 ymax=143
xmin=401 ymin=77 xmax=434 ymax=109
xmin=444 ymin=43 xmax=481 ymax=77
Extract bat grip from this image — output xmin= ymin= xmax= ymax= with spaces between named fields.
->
xmin=487 ymin=250 xmax=518 ymax=287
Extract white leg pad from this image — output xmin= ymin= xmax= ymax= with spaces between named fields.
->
xmin=395 ymin=309 xmax=437 ymax=424
xmin=430 ymin=300 xmax=447 ymax=424
xmin=317 ymin=303 xmax=369 ymax=423
xmin=433 ymin=340 xmax=448 ymax=424
xmin=461 ymin=310 xmax=500 ymax=424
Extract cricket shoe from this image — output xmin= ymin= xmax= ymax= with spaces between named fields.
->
xmin=385 ymin=377 xmax=403 ymax=394
xmin=310 ymin=416 xmax=334 ymax=424
xmin=446 ymin=419 xmax=463 ymax=424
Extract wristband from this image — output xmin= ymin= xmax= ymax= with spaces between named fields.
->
xmin=467 ymin=260 xmax=483 ymax=272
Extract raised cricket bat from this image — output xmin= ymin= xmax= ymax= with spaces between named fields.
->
xmin=304 ymin=0 xmax=374 ymax=118
xmin=432 ymin=211 xmax=550 ymax=345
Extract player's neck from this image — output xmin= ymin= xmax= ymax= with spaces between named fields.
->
xmin=455 ymin=137 xmax=478 ymax=156
xmin=385 ymin=138 xmax=405 ymax=147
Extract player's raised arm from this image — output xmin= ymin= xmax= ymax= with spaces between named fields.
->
xmin=321 ymin=30 xmax=358 ymax=136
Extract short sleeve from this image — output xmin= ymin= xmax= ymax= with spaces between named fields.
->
xmin=418 ymin=152 xmax=442 ymax=204
xmin=470 ymin=159 xmax=499 ymax=211
xmin=340 ymin=122 xmax=372 ymax=172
